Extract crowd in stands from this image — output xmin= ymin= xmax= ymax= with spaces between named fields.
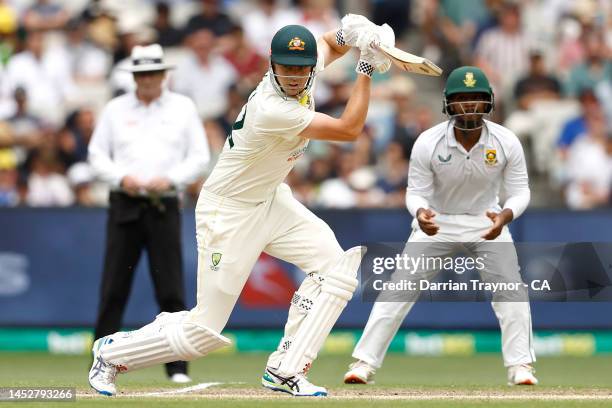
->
xmin=0 ymin=0 xmax=609 ymax=210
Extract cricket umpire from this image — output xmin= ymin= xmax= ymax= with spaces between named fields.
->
xmin=88 ymin=44 xmax=210 ymax=383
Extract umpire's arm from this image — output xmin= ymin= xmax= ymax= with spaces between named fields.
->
xmin=167 ymin=101 xmax=210 ymax=190
xmin=88 ymin=105 xmax=125 ymax=188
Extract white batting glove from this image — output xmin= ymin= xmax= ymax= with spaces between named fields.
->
xmin=357 ymin=23 xmax=395 ymax=74
xmin=337 ymin=14 xmax=376 ymax=47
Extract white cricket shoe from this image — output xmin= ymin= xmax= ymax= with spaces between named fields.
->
xmin=88 ymin=337 xmax=118 ymax=396
xmin=507 ymin=364 xmax=538 ymax=386
xmin=170 ymin=373 xmax=192 ymax=383
xmin=261 ymin=367 xmax=327 ymax=397
xmin=343 ymin=360 xmax=376 ymax=384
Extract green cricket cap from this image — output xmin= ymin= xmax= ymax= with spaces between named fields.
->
xmin=444 ymin=66 xmax=492 ymax=98
xmin=270 ymin=25 xmax=317 ymax=67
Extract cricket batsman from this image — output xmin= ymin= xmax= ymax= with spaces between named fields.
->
xmin=88 ymin=15 xmax=395 ymax=397
xmin=343 ymin=66 xmax=538 ymax=386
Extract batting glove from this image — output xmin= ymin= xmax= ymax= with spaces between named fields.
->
xmin=337 ymin=14 xmax=376 ymax=47
xmin=357 ymin=23 xmax=395 ymax=74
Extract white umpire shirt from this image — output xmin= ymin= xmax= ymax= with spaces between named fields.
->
xmin=405 ymin=119 xmax=530 ymax=218
xmin=88 ymin=90 xmax=210 ymax=193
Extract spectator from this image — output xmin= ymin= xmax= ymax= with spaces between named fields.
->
xmin=416 ymin=0 xmax=464 ymax=73
xmin=22 ymin=0 xmax=69 ymax=32
xmin=57 ymin=108 xmax=95 ymax=167
xmin=564 ymin=29 xmax=612 ymax=97
xmin=241 ymin=0 xmax=300 ymax=57
xmin=0 ymin=0 xmax=17 ymax=38
xmin=474 ymin=1 xmax=530 ymax=111
xmin=563 ymin=114 xmax=611 ymax=209
xmin=0 ymin=148 xmax=18 ymax=206
xmin=172 ymin=29 xmax=238 ymax=120
xmin=25 ymin=148 xmax=74 ymax=207
xmin=371 ymin=0 xmax=411 ymax=40
xmin=376 ymin=138 xmax=410 ymax=207
xmin=316 ymin=149 xmax=358 ymax=208
xmin=295 ymin=0 xmax=340 ymax=39
xmin=5 ymin=29 xmax=77 ymax=126
xmin=557 ymin=88 xmax=605 ymax=157
xmin=62 ymin=18 xmax=112 ymax=83
xmin=556 ymin=17 xmax=586 ymax=76
xmin=221 ymin=24 xmax=267 ymax=91
xmin=153 ymin=2 xmax=183 ymax=48
xmin=183 ymin=0 xmax=234 ymax=38
xmin=206 ymin=83 xmax=247 ymax=150
xmin=66 ymin=161 xmax=108 ymax=206
xmin=349 ymin=167 xmax=386 ymax=208
xmin=5 ymin=87 xmax=45 ymax=165
xmin=513 ymin=49 xmax=562 ymax=110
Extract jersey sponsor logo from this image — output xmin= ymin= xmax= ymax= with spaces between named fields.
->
xmin=287 ymin=146 xmax=307 ymax=162
xmin=485 ymin=149 xmax=498 ymax=166
xmin=211 ymin=252 xmax=222 ymax=271
xmin=437 ymin=153 xmax=452 ymax=164
xmin=463 ymin=72 xmax=476 ymax=88
xmin=288 ymin=37 xmax=305 ymax=51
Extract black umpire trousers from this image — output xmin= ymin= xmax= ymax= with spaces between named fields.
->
xmin=94 ymin=192 xmax=188 ymax=376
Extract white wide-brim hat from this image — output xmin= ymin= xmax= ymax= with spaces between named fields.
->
xmin=123 ymin=44 xmax=175 ymax=72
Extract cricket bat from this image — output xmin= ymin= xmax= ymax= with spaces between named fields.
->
xmin=374 ymin=43 xmax=443 ymax=76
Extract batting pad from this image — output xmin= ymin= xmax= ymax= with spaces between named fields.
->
xmin=101 ymin=312 xmax=231 ymax=372
xmin=277 ymin=246 xmax=365 ymax=377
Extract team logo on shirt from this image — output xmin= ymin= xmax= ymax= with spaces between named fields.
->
xmin=288 ymin=37 xmax=305 ymax=51
xmin=463 ymin=72 xmax=476 ymax=88
xmin=298 ymin=93 xmax=311 ymax=107
xmin=211 ymin=252 xmax=222 ymax=271
xmin=485 ymin=149 xmax=498 ymax=165
xmin=438 ymin=154 xmax=452 ymax=163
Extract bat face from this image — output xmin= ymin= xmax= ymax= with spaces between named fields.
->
xmin=376 ymin=44 xmax=443 ymax=76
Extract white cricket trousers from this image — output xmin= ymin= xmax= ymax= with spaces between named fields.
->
xmin=353 ymin=213 xmax=536 ymax=368
xmin=184 ymin=183 xmax=344 ymax=332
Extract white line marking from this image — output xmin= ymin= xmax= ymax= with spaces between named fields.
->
xmin=139 ymin=382 xmax=225 ymax=396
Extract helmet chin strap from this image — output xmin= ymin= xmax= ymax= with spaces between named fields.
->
xmin=268 ymin=63 xmax=315 ymax=100
xmin=445 ymin=99 xmax=492 ymax=131
xmin=453 ymin=116 xmax=485 ymax=131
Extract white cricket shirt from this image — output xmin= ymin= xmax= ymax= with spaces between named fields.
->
xmin=88 ymin=91 xmax=210 ymax=190
xmin=406 ymin=119 xmax=530 ymax=218
xmin=203 ymin=53 xmax=324 ymax=203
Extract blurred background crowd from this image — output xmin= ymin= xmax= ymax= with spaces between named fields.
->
xmin=0 ymin=0 xmax=609 ymax=210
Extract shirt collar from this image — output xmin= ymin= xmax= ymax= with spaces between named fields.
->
xmin=446 ymin=119 xmax=490 ymax=148
xmin=130 ymin=89 xmax=169 ymax=108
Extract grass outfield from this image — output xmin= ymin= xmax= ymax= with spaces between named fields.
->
xmin=1 ymin=352 xmax=612 ymax=407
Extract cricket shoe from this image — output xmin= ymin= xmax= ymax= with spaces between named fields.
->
xmin=507 ymin=364 xmax=538 ymax=386
xmin=261 ymin=367 xmax=327 ymax=397
xmin=169 ymin=373 xmax=192 ymax=383
xmin=88 ymin=337 xmax=118 ymax=396
xmin=343 ymin=360 xmax=376 ymax=384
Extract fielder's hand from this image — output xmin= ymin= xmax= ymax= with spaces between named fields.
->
xmin=120 ymin=175 xmax=142 ymax=196
xmin=416 ymin=208 xmax=439 ymax=236
xmin=481 ymin=209 xmax=513 ymax=240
